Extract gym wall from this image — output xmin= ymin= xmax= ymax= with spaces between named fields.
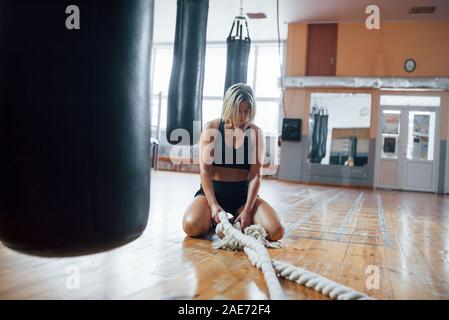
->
xmin=279 ymin=21 xmax=449 ymax=190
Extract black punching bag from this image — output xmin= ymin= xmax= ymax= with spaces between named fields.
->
xmin=0 ymin=0 xmax=154 ymax=251
xmin=167 ymin=0 xmax=209 ymax=146
xmin=224 ymin=15 xmax=251 ymax=95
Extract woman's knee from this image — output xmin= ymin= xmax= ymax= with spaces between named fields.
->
xmin=254 ymin=200 xmax=284 ymax=241
xmin=267 ymin=223 xmax=285 ymax=241
xmin=183 ymin=213 xmax=210 ymax=237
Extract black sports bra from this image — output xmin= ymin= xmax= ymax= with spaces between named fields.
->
xmin=212 ymin=119 xmax=252 ymax=171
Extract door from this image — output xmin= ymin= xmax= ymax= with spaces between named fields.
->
xmin=376 ymin=105 xmax=440 ymax=192
xmin=306 ymin=23 xmax=338 ymax=76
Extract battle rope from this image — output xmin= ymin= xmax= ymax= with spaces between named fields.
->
xmin=214 ymin=211 xmax=374 ymax=300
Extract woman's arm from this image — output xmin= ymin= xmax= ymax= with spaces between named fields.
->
xmin=199 ymin=121 xmax=222 ymax=220
xmin=235 ymin=126 xmax=265 ymax=228
xmin=245 ymin=126 xmax=265 ymax=213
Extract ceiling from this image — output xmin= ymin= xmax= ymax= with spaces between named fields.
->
xmin=153 ymin=0 xmax=449 ymax=43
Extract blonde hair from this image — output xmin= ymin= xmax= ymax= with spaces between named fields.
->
xmin=221 ymin=83 xmax=256 ymax=129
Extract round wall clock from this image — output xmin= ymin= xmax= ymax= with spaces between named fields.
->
xmin=404 ymin=58 xmax=416 ymax=73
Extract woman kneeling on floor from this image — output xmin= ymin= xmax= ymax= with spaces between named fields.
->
xmin=182 ymin=83 xmax=284 ymax=241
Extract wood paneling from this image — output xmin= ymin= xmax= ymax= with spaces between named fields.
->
xmin=336 ymin=21 xmax=449 ymax=77
xmin=286 ymin=24 xmax=308 ymax=76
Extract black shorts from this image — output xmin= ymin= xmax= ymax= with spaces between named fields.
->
xmin=194 ymin=180 xmax=255 ymax=215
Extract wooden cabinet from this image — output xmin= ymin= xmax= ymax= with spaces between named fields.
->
xmin=306 ymin=23 xmax=338 ymax=76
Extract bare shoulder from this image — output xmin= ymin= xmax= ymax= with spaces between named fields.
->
xmin=248 ymin=123 xmax=264 ymax=136
xmin=201 ymin=118 xmax=221 ymax=142
xmin=204 ymin=118 xmax=221 ymax=130
xmin=249 ymin=123 xmax=261 ymax=131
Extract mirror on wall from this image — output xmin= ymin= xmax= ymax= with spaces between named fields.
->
xmin=308 ymin=93 xmax=372 ymax=167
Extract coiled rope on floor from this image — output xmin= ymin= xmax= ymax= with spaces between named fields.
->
xmin=214 ymin=212 xmax=285 ymax=300
xmin=214 ymin=211 xmax=374 ymax=300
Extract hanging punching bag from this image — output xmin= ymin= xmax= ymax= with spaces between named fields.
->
xmin=308 ymin=110 xmax=320 ymax=163
xmin=224 ymin=15 xmax=251 ymax=95
xmin=308 ymin=108 xmax=316 ymax=161
xmin=0 ymin=0 xmax=154 ymax=251
xmin=318 ymin=111 xmax=329 ymax=163
xmin=167 ymin=0 xmax=209 ymax=146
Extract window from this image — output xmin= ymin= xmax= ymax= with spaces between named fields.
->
xmin=407 ymin=111 xmax=436 ymax=161
xmin=203 ymin=47 xmax=227 ymax=97
xmin=255 ymin=46 xmax=282 ymax=98
xmin=380 ymin=95 xmax=441 ymax=107
xmin=381 ymin=110 xmax=401 ymax=159
xmin=152 ymin=48 xmax=173 ymax=96
xmin=202 ymin=99 xmax=222 ymax=125
xmin=254 ymin=101 xmax=279 ymax=136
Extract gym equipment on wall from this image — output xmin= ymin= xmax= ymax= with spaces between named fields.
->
xmin=0 ymin=0 xmax=154 ymax=251
xmin=167 ymin=0 xmax=209 ymax=146
xmin=308 ymin=107 xmax=329 ymax=164
xmin=349 ymin=136 xmax=358 ymax=162
xmin=223 ymin=13 xmax=251 ymax=95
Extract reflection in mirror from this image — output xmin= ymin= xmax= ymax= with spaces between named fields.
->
xmin=308 ymin=93 xmax=372 ymax=166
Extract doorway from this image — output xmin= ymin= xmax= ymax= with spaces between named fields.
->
xmin=375 ymin=95 xmax=441 ymax=192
